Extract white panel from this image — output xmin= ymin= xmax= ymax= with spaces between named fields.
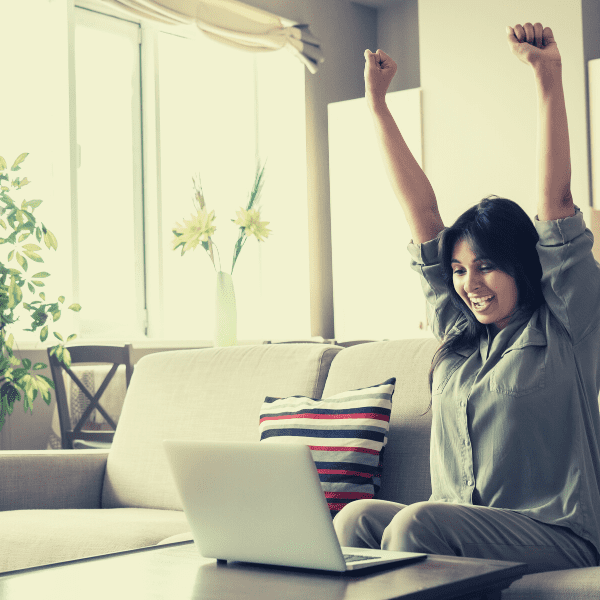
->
xmin=328 ymin=90 xmax=432 ymax=341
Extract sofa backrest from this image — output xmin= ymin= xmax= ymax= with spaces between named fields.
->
xmin=101 ymin=344 xmax=342 ymax=510
xmin=321 ymin=338 xmax=438 ymax=506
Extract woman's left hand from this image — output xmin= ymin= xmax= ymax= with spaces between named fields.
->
xmin=506 ymin=23 xmax=562 ymax=68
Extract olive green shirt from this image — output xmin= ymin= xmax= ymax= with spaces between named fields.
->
xmin=408 ymin=206 xmax=600 ymax=556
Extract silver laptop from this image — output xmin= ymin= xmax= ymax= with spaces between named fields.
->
xmin=163 ymin=439 xmax=427 ymax=572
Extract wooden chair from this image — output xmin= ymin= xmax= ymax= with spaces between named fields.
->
xmin=47 ymin=344 xmax=134 ymax=449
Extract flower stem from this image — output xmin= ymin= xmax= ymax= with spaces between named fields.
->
xmin=231 ymin=236 xmax=248 ymax=275
xmin=213 ymin=243 xmax=222 ymax=273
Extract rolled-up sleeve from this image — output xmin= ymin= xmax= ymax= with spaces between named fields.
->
xmin=408 ymin=233 xmax=463 ymax=341
xmin=535 ymin=205 xmax=600 ymax=344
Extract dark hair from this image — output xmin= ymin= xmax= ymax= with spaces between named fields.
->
xmin=425 ymin=195 xmax=544 ymax=406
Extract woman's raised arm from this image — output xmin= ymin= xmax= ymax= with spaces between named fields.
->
xmin=506 ymin=23 xmax=575 ymax=221
xmin=364 ymin=49 xmax=445 ymax=243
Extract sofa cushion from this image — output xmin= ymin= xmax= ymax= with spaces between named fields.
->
xmin=321 ymin=338 xmax=439 ymax=506
xmin=258 ymin=378 xmax=395 ymax=518
xmin=102 ymin=344 xmax=342 ymax=510
xmin=0 ymin=508 xmax=189 ymax=573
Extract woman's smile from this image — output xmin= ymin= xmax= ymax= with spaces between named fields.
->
xmin=452 ymin=239 xmax=519 ymax=330
xmin=469 ymin=294 xmax=496 ymax=311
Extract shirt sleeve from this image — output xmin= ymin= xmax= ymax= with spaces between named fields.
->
xmin=535 ymin=205 xmax=600 ymax=344
xmin=408 ymin=232 xmax=464 ymax=341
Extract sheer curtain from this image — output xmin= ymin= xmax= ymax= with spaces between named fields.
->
xmin=97 ymin=0 xmax=324 ymax=73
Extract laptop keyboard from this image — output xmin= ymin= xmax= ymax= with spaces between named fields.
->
xmin=343 ymin=553 xmax=381 ymax=563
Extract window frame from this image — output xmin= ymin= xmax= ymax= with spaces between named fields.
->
xmin=71 ymin=4 xmax=148 ymax=339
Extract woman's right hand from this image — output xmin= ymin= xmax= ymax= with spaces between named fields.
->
xmin=364 ymin=49 xmax=397 ymax=110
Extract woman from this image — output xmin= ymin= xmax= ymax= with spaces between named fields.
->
xmin=333 ymin=23 xmax=600 ymax=574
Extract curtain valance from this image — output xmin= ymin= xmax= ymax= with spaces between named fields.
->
xmin=99 ymin=0 xmax=324 ymax=73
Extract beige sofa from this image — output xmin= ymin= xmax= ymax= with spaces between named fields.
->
xmin=1 ymin=340 xmax=598 ymax=598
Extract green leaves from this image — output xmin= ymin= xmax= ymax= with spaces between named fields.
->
xmin=7 ymin=275 xmax=22 ymax=308
xmin=1 ymin=383 xmax=20 ymax=416
xmin=12 ymin=177 xmax=30 ymax=190
xmin=22 ymin=199 xmax=42 ymax=211
xmin=0 ymin=152 xmax=83 ymax=432
xmin=23 ymin=244 xmax=42 ymax=263
xmin=16 ymin=252 xmax=27 ymax=271
xmin=50 ymin=344 xmax=71 ymax=368
xmin=10 ymin=153 xmax=28 ymax=172
xmin=42 ymin=227 xmax=57 ymax=250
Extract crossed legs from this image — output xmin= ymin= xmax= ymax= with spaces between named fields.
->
xmin=333 ymin=499 xmax=598 ymax=574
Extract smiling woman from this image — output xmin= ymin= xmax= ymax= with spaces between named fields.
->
xmin=437 ymin=195 xmax=544 ymax=346
xmin=450 ymin=239 xmax=519 ymax=332
xmin=333 ymin=22 xmax=600 ymax=574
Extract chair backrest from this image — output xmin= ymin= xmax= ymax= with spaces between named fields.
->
xmin=47 ymin=344 xmax=134 ymax=449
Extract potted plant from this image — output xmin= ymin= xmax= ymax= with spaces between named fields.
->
xmin=0 ymin=152 xmax=81 ymax=432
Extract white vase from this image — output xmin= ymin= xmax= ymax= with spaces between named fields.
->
xmin=214 ymin=271 xmax=237 ymax=347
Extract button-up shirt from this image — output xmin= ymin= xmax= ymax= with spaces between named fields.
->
xmin=408 ymin=206 xmax=600 ymax=555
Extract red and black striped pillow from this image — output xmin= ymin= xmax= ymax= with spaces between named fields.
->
xmin=259 ymin=378 xmax=395 ymax=519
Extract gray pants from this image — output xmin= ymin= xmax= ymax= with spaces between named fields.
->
xmin=333 ymin=499 xmax=599 ymax=574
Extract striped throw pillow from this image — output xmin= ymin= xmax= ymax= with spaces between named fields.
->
xmin=259 ymin=378 xmax=395 ymax=519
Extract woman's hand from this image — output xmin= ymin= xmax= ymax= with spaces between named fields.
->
xmin=506 ymin=23 xmax=562 ymax=69
xmin=364 ymin=49 xmax=397 ymax=110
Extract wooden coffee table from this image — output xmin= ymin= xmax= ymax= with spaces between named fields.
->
xmin=0 ymin=541 xmax=528 ymax=599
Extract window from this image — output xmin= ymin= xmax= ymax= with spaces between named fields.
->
xmin=74 ymin=9 xmax=144 ymax=340
xmin=69 ymin=5 xmax=309 ymax=342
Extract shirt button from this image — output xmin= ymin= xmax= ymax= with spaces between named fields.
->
xmin=467 ymin=480 xmax=473 ymax=486
xmin=460 ymin=401 xmax=465 ymax=407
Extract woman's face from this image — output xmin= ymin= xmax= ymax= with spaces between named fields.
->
xmin=451 ymin=238 xmax=519 ymax=331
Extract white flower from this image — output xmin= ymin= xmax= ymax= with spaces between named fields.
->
xmin=233 ymin=208 xmax=271 ymax=242
xmin=172 ymin=208 xmax=216 ymax=254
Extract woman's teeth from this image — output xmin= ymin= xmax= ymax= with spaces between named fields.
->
xmin=471 ymin=295 xmax=494 ymax=308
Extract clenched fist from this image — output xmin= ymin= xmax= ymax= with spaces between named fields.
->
xmin=507 ymin=23 xmax=562 ymax=69
xmin=364 ymin=49 xmax=397 ymax=110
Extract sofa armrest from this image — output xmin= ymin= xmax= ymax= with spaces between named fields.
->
xmin=0 ymin=450 xmax=108 ymax=511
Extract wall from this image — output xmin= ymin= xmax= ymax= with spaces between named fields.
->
xmin=582 ymin=0 xmax=600 ymax=209
xmin=378 ymin=0 xmax=420 ymax=92
xmin=379 ymin=0 xmax=599 ymax=229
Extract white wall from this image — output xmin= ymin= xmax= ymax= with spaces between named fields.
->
xmin=417 ymin=0 xmax=590 ymax=225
